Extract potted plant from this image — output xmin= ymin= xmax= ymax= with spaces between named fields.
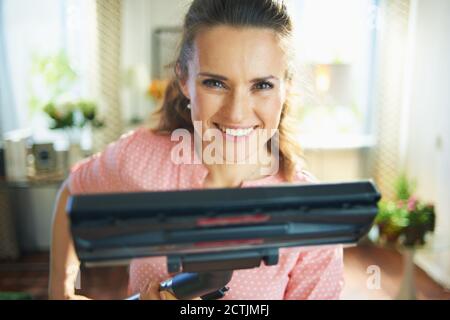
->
xmin=371 ymin=173 xmax=436 ymax=299
xmin=29 ymin=51 xmax=104 ymax=166
xmin=373 ymin=174 xmax=435 ymax=248
xmin=43 ymin=100 xmax=104 ymax=139
xmin=43 ymin=99 xmax=104 ymax=167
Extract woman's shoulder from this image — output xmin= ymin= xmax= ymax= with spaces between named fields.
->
xmin=126 ymin=126 xmax=174 ymax=145
xmin=292 ymin=165 xmax=320 ymax=184
xmin=68 ymin=127 xmax=176 ymax=194
xmin=125 ymin=126 xmax=175 ymax=153
xmin=71 ymin=127 xmax=172 ymax=171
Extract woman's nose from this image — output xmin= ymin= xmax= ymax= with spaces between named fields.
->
xmin=222 ymin=88 xmax=252 ymax=123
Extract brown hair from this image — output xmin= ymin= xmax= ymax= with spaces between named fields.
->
xmin=150 ymin=0 xmax=303 ymax=181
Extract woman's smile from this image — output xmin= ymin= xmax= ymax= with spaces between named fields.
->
xmin=213 ymin=122 xmax=260 ymax=141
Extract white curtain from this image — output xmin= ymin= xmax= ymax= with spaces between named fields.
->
xmin=372 ymin=0 xmax=412 ymax=200
xmin=0 ymin=0 xmax=19 ymax=259
xmin=1 ymin=0 xmax=96 ymax=149
xmin=92 ymin=0 xmax=124 ymax=152
xmin=0 ymin=0 xmax=18 ymax=142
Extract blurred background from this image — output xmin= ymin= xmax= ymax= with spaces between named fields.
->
xmin=0 ymin=0 xmax=448 ymax=300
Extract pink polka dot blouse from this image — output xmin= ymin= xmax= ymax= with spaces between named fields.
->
xmin=68 ymin=127 xmax=344 ymax=300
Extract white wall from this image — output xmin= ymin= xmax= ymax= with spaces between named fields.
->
xmin=121 ymin=0 xmax=191 ymax=125
xmin=402 ymin=0 xmax=450 ymax=288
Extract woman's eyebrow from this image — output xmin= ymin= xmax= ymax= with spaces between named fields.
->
xmin=197 ymin=72 xmax=279 ymax=82
xmin=198 ymin=72 xmax=228 ymax=81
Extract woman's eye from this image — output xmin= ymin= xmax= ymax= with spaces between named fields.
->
xmin=253 ymin=81 xmax=274 ymax=91
xmin=203 ymin=79 xmax=226 ymax=89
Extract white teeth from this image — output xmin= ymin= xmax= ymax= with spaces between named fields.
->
xmin=218 ymin=126 xmax=254 ymax=137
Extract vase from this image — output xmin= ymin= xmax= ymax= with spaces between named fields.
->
xmin=67 ymin=143 xmax=84 ymax=169
xmin=63 ymin=128 xmax=85 ymax=169
xmin=395 ymin=247 xmax=416 ymax=300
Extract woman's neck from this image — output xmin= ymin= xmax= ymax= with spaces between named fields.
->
xmin=203 ymin=163 xmax=262 ymax=188
xmin=202 ymin=151 xmax=278 ymax=188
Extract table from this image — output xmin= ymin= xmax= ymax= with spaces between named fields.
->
xmin=0 ymin=178 xmax=65 ymax=255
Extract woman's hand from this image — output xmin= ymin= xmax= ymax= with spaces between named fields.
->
xmin=139 ymin=279 xmax=202 ymax=300
xmin=139 ymin=279 xmax=178 ymax=300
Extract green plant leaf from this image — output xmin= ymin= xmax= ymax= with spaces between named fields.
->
xmin=394 ymin=173 xmax=416 ymax=200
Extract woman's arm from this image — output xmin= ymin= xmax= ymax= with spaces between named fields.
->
xmin=48 ymin=179 xmax=89 ymax=300
xmin=47 ymin=179 xmax=178 ymax=300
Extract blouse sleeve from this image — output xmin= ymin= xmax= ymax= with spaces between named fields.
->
xmin=68 ymin=130 xmax=136 ymax=195
xmin=284 ymin=245 xmax=345 ymax=300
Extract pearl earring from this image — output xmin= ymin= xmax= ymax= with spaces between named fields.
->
xmin=187 ymin=103 xmax=191 ymax=110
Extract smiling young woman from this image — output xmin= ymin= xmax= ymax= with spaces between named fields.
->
xmin=151 ymin=0 xmax=302 ymax=185
xmin=49 ymin=0 xmax=344 ymax=300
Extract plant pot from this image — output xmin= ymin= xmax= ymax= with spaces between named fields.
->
xmin=395 ymin=247 xmax=416 ymax=300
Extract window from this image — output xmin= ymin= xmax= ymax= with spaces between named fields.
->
xmin=287 ymin=0 xmax=378 ymax=147
xmin=2 ymin=0 xmax=94 ymax=149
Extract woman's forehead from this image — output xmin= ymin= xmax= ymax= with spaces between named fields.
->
xmin=191 ymin=25 xmax=287 ymax=79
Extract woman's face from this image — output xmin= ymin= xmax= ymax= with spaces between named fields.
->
xmin=179 ymin=25 xmax=290 ymax=164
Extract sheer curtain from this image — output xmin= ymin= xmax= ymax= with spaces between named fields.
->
xmin=93 ymin=0 xmax=124 ymax=152
xmin=1 ymin=0 xmax=95 ymax=149
xmin=0 ymin=0 xmax=18 ymax=142
xmin=0 ymin=0 xmax=20 ymax=259
xmin=372 ymin=0 xmax=412 ymax=200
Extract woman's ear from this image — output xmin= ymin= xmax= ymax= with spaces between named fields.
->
xmin=176 ymin=63 xmax=190 ymax=100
